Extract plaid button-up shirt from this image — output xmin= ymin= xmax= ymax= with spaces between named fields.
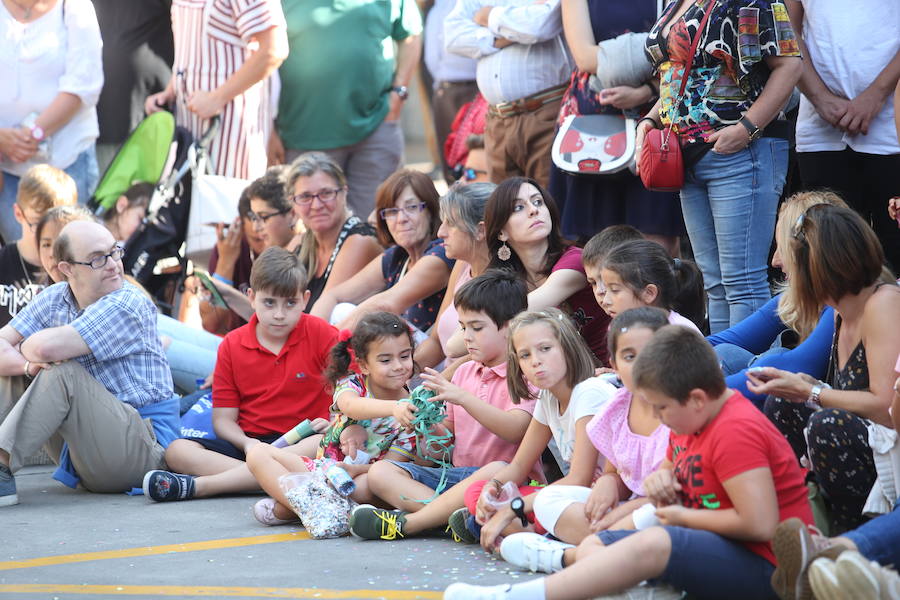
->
xmin=11 ymin=281 xmax=173 ymax=408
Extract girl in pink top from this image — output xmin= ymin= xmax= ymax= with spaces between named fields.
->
xmin=584 ymin=238 xmax=707 ymax=334
xmin=529 ymin=307 xmax=671 ymax=548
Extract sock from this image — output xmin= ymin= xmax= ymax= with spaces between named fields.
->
xmin=507 ymin=577 xmax=547 ymax=600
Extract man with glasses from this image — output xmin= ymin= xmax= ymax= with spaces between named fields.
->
xmin=0 ymin=165 xmax=77 ymax=328
xmin=0 ymin=220 xmax=180 ymax=506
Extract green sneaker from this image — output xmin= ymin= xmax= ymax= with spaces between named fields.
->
xmin=447 ymin=507 xmax=478 ymax=544
xmin=349 ymin=504 xmax=408 ymax=540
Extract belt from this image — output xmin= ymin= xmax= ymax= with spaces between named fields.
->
xmin=489 ymin=84 xmax=567 ymax=118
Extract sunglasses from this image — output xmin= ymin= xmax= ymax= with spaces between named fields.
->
xmin=462 ymin=168 xmax=487 ymax=182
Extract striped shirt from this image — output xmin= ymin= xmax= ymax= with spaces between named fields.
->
xmin=171 ymin=0 xmax=285 ymax=179
xmin=9 ymin=282 xmax=173 ymax=409
xmin=445 ymin=0 xmax=573 ymax=105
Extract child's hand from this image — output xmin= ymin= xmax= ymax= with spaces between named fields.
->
xmin=421 ymin=367 xmax=470 ymax=406
xmin=654 ymin=504 xmax=687 ymax=527
xmin=644 ymin=468 xmax=682 ymax=507
xmin=339 ymin=424 xmax=368 ymax=460
xmin=310 ymin=418 xmax=330 ymax=433
xmin=584 ymin=476 xmax=618 ymax=529
xmin=393 ymin=400 xmax=417 ymax=430
xmin=335 ymin=462 xmax=368 ymax=478
xmin=475 ymin=481 xmax=501 ymax=525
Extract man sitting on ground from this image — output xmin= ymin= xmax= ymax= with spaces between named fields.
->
xmin=0 ymin=221 xmax=179 ymax=505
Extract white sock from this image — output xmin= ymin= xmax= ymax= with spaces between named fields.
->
xmin=507 ymin=577 xmax=547 ymax=600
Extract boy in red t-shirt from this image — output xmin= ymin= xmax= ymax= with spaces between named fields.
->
xmin=143 ymin=248 xmax=338 ymax=502
xmin=445 ymin=325 xmax=813 ymax=600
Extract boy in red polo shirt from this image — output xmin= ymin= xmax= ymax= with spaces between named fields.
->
xmin=143 ymin=247 xmax=339 ymax=501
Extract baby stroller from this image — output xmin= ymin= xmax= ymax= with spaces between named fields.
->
xmin=89 ymin=113 xmax=239 ymax=315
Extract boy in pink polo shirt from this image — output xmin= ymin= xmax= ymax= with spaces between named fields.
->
xmin=351 ymin=270 xmax=539 ymax=540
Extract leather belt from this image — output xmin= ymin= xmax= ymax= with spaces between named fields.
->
xmin=488 ymin=84 xmax=567 ymax=118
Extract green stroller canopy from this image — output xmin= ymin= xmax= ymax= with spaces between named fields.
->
xmin=92 ymin=111 xmax=176 ymax=211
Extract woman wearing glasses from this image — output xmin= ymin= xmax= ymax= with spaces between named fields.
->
xmin=287 ymin=152 xmax=381 ymax=313
xmin=485 ymin=177 xmax=610 ymax=365
xmin=310 ymin=169 xmax=452 ymax=335
xmin=742 ymin=196 xmax=900 ymax=537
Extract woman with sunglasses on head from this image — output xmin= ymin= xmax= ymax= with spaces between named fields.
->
xmin=311 ymin=169 xmax=454 ymax=336
xmin=287 ymin=152 xmax=382 ymax=313
xmin=485 ymin=177 xmax=611 ymax=365
xmin=742 ymin=199 xmax=900 ymax=539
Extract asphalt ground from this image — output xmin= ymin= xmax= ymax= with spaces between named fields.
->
xmin=1 ymin=465 xmax=541 ymax=600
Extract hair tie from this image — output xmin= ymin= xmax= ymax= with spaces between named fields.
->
xmin=339 ymin=329 xmax=353 ymax=343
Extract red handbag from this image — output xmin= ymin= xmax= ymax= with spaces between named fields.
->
xmin=639 ymin=1 xmax=715 ymax=192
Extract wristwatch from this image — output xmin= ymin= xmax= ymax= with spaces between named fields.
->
xmin=392 ymin=85 xmax=409 ymax=101
xmin=807 ymin=380 xmax=831 ymax=409
xmin=510 ymin=497 xmax=528 ymax=527
xmin=738 ymin=116 xmax=762 ymax=141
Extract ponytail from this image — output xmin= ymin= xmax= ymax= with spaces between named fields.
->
xmin=671 ymin=257 xmax=707 ymax=333
xmin=324 ymin=339 xmax=354 ymax=386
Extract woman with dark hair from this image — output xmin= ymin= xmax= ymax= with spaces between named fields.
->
xmin=311 ymin=169 xmax=454 ymax=334
xmin=745 ymin=203 xmax=900 ymax=535
xmin=484 ymin=177 xmax=610 ymax=364
xmin=637 ymin=0 xmax=803 ymax=333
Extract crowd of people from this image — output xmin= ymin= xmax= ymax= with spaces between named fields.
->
xmin=1 ymin=0 xmax=900 ymax=599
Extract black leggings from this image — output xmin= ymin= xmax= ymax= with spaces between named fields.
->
xmin=763 ymin=397 xmax=876 ymax=533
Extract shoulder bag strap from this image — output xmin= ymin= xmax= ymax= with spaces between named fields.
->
xmin=664 ymin=0 xmax=717 ymax=138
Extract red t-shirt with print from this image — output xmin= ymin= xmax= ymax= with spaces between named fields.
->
xmin=666 ymin=391 xmax=813 ymax=564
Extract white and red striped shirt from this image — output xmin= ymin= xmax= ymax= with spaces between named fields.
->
xmin=171 ymin=0 xmax=284 ymax=179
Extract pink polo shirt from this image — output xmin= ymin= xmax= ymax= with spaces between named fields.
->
xmin=447 ymin=360 xmax=540 ymax=478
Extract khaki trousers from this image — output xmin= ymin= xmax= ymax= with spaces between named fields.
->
xmin=0 ymin=361 xmax=167 ymax=492
xmin=484 ymin=97 xmax=561 ymax=189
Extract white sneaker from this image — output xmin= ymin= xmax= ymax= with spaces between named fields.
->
xmin=593 ymin=581 xmax=685 ymax=599
xmin=444 ymin=582 xmax=513 ymax=600
xmin=252 ymin=498 xmax=296 ymax=526
xmin=500 ymin=532 xmax=573 ymax=573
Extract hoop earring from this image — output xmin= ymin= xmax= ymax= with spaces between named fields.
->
xmin=497 ymin=241 xmax=511 ymax=261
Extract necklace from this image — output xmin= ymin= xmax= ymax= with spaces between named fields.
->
xmin=8 ymin=0 xmax=39 ymax=19
xmin=16 ymin=243 xmax=34 ymax=287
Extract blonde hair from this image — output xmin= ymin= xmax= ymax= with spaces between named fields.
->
xmin=17 ymin=165 xmax=77 ymax=212
xmin=506 ymin=308 xmax=596 ymax=402
xmin=775 ymin=190 xmax=846 ymax=338
xmin=286 ymin=152 xmax=349 ymax=277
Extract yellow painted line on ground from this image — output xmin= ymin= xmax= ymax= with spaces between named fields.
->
xmin=0 ymin=532 xmax=310 ymax=571
xmin=0 ymin=584 xmax=442 ymax=598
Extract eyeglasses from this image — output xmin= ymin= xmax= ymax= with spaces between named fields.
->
xmin=248 ymin=207 xmax=292 ymax=224
xmin=380 ymin=202 xmax=426 ymax=221
xmin=463 ymin=168 xmax=487 ymax=182
xmin=23 ymin=219 xmax=40 ymax=232
xmin=291 ymin=187 xmax=343 ymax=207
xmin=67 ymin=245 xmax=125 ymax=270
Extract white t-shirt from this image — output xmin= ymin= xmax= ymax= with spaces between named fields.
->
xmin=795 ymin=0 xmax=900 ymax=155
xmin=0 ymin=0 xmax=103 ymax=176
xmin=533 ymin=377 xmax=616 ymax=467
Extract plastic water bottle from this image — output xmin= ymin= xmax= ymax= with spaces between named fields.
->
xmin=325 ymin=464 xmax=356 ymax=496
xmin=271 ymin=419 xmax=316 ymax=448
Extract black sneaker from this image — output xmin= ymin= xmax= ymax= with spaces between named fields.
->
xmin=0 ymin=464 xmax=18 ymax=507
xmin=142 ymin=470 xmax=196 ymax=502
xmin=447 ymin=507 xmax=478 ymax=544
xmin=349 ymin=504 xmax=407 ymax=540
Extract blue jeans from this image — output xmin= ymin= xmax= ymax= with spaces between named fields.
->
xmin=844 ymin=500 xmax=900 ymax=568
xmin=715 ymin=342 xmax=789 ymax=376
xmin=0 ymin=145 xmax=99 ymax=243
xmin=157 ymin=314 xmax=221 ymax=394
xmin=680 ymin=138 xmax=788 ymax=333
xmin=387 ymin=461 xmax=479 ymax=491
xmin=599 ymin=527 xmax=777 ymax=600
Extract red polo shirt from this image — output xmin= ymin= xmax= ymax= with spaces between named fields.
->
xmin=213 ymin=313 xmax=339 ymax=435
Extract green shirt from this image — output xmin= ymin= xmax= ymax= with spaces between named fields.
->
xmin=278 ymin=0 xmax=422 ymax=149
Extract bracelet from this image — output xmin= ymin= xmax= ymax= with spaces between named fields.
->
xmin=638 ymin=116 xmax=659 ymax=129
xmin=23 ymin=360 xmax=32 ymax=379
xmin=211 ymin=273 xmax=233 ymax=286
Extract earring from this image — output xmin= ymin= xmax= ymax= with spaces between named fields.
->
xmin=497 ymin=241 xmax=511 ymax=261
